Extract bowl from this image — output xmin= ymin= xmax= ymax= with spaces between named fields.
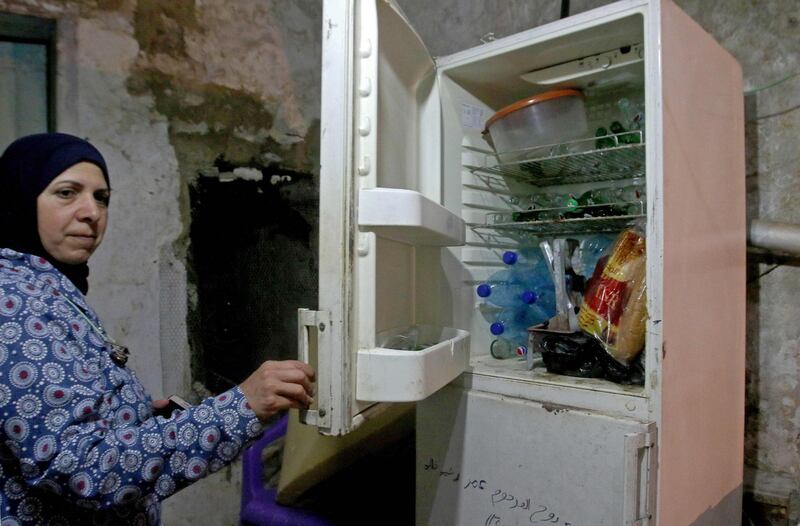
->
xmin=483 ymin=89 xmax=589 ymax=162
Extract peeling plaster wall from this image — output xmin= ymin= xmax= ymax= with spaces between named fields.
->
xmin=0 ymin=1 xmax=321 ymax=524
xmin=0 ymin=0 xmax=181 ymax=399
xmin=397 ymin=0 xmax=800 ymax=513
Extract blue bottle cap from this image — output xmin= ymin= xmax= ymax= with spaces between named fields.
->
xmin=502 ymin=251 xmax=518 ymax=265
xmin=476 ymin=283 xmax=492 ymax=298
xmin=489 ymin=322 xmax=505 ymax=335
xmin=521 ymin=290 xmax=538 ymax=304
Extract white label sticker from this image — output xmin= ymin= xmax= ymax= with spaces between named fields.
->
xmin=461 ymin=103 xmax=486 ymax=131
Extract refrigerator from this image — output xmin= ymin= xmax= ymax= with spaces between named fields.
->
xmin=295 ymin=0 xmax=745 ymax=524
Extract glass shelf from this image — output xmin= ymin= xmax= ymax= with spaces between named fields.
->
xmin=471 ymin=131 xmax=645 ymax=187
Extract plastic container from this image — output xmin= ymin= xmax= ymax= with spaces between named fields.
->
xmin=240 ymin=415 xmax=333 ymax=526
xmin=482 ymin=89 xmax=589 ymax=161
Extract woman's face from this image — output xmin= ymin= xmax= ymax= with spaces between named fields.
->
xmin=37 ymin=162 xmax=109 ymax=265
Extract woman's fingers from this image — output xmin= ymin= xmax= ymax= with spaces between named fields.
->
xmin=269 ymin=394 xmax=312 ymax=412
xmin=272 ymin=380 xmax=314 ymax=406
xmin=239 ymin=359 xmax=317 ymax=421
xmin=265 ymin=360 xmax=316 ymax=381
xmin=268 ymin=367 xmax=315 ymax=396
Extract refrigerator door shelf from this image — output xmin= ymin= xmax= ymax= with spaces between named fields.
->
xmin=359 ymin=188 xmax=466 ymax=246
xmin=357 ymin=325 xmax=470 ymax=402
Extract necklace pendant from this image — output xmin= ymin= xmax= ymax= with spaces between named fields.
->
xmin=109 ymin=343 xmax=130 ymax=367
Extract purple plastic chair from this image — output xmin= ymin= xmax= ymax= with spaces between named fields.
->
xmin=240 ymin=414 xmax=332 ymax=526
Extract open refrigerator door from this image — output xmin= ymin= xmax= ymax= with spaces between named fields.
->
xmin=296 ymin=0 xmax=468 ymax=437
xmin=281 ymin=0 xmax=471 ymax=506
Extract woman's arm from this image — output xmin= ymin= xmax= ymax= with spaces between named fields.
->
xmin=0 ymin=264 xmax=313 ymax=511
xmin=5 ymin=375 xmax=262 ymax=509
xmin=0 ymin=276 xmax=300 ymax=510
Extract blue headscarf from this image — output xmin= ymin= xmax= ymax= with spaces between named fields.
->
xmin=0 ymin=133 xmax=110 ymax=294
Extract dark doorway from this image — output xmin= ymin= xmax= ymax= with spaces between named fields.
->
xmin=189 ymin=165 xmax=317 ymax=393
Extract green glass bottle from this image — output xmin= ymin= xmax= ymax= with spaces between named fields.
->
xmin=512 ymin=209 xmax=542 ymax=222
xmin=609 ymin=121 xmax=626 ymax=134
xmin=568 ymin=190 xmax=627 ymax=218
xmin=625 ymin=130 xmax=642 ymax=144
xmin=610 ymin=120 xmax=641 ymax=145
xmin=608 ymin=121 xmax=627 ymax=145
xmin=563 ymin=193 xmax=585 ymax=219
xmin=595 ymin=127 xmax=615 ymax=149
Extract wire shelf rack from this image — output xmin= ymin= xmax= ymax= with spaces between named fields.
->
xmin=471 ymin=132 xmax=645 ymax=187
xmin=472 ymin=214 xmax=645 ymax=238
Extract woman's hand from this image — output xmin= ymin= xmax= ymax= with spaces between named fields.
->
xmin=239 ymin=360 xmax=316 ymax=421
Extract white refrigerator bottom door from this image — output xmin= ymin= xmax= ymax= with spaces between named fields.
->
xmin=416 ymin=385 xmax=655 ymax=526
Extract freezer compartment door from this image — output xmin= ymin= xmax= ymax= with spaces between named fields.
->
xmin=306 ymin=0 xmax=465 ymax=435
xmin=417 ymin=386 xmax=657 ymax=526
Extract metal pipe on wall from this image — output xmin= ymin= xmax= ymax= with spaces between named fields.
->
xmin=748 ymin=220 xmax=800 ymax=256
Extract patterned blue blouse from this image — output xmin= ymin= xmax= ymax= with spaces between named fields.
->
xmin=0 ymin=249 xmax=264 ymax=525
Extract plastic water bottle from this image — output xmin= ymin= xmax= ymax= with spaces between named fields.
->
xmin=476 ymin=250 xmax=549 ymax=308
xmin=620 ymin=182 xmax=646 ymax=214
xmin=502 ymin=250 xmax=557 ymax=316
xmin=490 ymin=337 xmax=528 ymax=359
xmin=502 ymin=249 xmax=552 ymax=275
xmin=617 ymin=98 xmax=645 ymax=132
xmin=477 ymin=301 xmax=503 ymax=323
xmin=489 ymin=305 xmax=549 ymax=347
xmin=476 ymin=269 xmax=537 ymax=308
xmin=477 ymin=250 xmax=557 ymax=349
xmin=572 ymin=235 xmax=615 ymax=277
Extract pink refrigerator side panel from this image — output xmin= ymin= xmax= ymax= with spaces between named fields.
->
xmin=659 ymin=1 xmax=746 ymax=524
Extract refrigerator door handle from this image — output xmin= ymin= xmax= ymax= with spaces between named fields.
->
xmin=623 ymin=431 xmax=655 ymax=526
xmin=297 ymin=308 xmax=331 ymax=429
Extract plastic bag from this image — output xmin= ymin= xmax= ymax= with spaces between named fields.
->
xmin=577 ymin=227 xmax=647 ymax=365
xmin=531 ymin=326 xmax=644 ymax=385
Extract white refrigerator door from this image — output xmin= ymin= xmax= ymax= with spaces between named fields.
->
xmin=300 ymin=0 xmax=468 ymax=435
xmin=417 ymin=386 xmax=657 ymax=526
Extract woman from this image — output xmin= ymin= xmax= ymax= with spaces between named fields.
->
xmin=0 ymin=133 xmax=315 ymax=525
